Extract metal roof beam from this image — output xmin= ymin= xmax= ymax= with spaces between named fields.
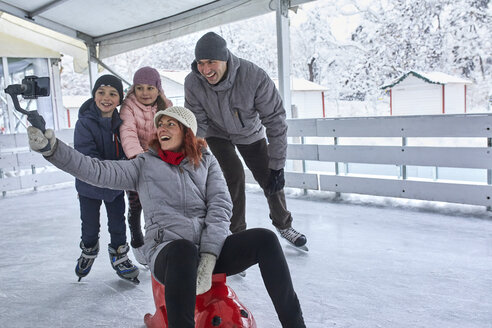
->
xmin=28 ymin=0 xmax=71 ymax=19
xmin=0 ymin=1 xmax=79 ymax=39
xmin=94 ymin=0 xmax=239 ymax=43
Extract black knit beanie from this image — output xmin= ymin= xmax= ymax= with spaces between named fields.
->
xmin=194 ymin=32 xmax=229 ymax=62
xmin=92 ymin=75 xmax=124 ymax=105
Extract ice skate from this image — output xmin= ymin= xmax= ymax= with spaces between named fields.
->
xmin=108 ymin=243 xmax=140 ymax=284
xmin=277 ymin=227 xmax=309 ymax=252
xmin=75 ymin=241 xmax=99 ymax=282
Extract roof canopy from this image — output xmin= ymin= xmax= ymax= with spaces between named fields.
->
xmin=382 ymin=71 xmax=473 ymax=89
xmin=0 ymin=0 xmax=313 ymax=67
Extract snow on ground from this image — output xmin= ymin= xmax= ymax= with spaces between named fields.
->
xmin=1 ymin=185 xmax=491 ymax=328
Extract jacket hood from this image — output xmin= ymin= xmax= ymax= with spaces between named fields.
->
xmin=78 ymin=98 xmax=122 ymax=132
xmin=190 ymin=50 xmax=240 ymax=92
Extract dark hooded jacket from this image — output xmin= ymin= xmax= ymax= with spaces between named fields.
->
xmin=74 ymin=99 xmax=125 ymax=202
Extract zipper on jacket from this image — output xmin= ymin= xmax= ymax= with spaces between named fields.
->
xmin=178 ymin=166 xmax=186 ymax=218
xmin=114 ymin=133 xmax=120 ymax=158
xmin=152 ymin=228 xmax=164 ymax=251
xmin=235 ymin=110 xmax=245 ymax=128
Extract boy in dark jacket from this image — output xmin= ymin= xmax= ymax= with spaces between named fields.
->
xmin=73 ymin=75 xmax=139 ymax=283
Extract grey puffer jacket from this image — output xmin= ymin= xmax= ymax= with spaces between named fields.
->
xmin=184 ymin=52 xmax=288 ymax=170
xmin=45 ymin=140 xmax=232 ymax=277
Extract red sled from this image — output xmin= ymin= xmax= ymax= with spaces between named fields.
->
xmin=144 ymin=273 xmax=257 ymax=328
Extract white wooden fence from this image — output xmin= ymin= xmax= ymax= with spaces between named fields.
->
xmin=2 ymin=114 xmax=492 ymax=207
xmin=277 ymin=113 xmax=492 ymax=207
xmin=0 ymin=129 xmax=74 ymax=194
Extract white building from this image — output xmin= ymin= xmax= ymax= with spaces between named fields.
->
xmin=273 ymin=77 xmax=327 ymax=118
xmin=382 ymin=71 xmax=473 ymax=116
xmin=159 ymin=70 xmax=189 ymax=107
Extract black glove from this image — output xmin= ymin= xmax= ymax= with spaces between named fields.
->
xmin=266 ymin=168 xmax=285 ymax=196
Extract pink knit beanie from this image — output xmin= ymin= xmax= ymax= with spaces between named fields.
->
xmin=131 ymin=66 xmax=173 ymax=108
xmin=133 ymin=66 xmax=162 ymax=89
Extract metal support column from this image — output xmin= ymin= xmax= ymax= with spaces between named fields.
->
xmin=87 ymin=44 xmax=98 ymax=89
xmin=2 ymin=57 xmax=14 ymax=133
xmin=276 ymin=0 xmax=291 ymax=112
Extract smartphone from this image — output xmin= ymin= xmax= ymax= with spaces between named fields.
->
xmin=21 ymin=76 xmax=50 ymax=99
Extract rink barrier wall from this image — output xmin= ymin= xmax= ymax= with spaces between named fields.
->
xmin=2 ymin=114 xmax=492 ymax=207
xmin=0 ymin=129 xmax=74 ymax=194
xmin=246 ymin=113 xmax=492 ymax=207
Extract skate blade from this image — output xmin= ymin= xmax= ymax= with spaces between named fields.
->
xmin=286 ymin=243 xmax=309 ymax=253
xmin=119 ymin=276 xmax=140 ymax=285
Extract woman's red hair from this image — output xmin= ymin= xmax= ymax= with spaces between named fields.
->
xmin=149 ymin=123 xmax=207 ymax=168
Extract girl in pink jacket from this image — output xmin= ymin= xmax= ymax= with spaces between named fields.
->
xmin=119 ymin=66 xmax=172 ymax=264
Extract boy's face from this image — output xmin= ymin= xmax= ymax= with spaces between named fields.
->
xmin=95 ymin=85 xmax=120 ymax=117
xmin=196 ymin=59 xmax=227 ymax=85
xmin=134 ymin=84 xmax=159 ymax=106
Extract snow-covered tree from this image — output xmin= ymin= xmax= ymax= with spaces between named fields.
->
xmin=60 ymin=0 xmax=491 ymax=110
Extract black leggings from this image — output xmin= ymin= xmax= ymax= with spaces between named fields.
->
xmin=154 ymin=228 xmax=305 ymax=328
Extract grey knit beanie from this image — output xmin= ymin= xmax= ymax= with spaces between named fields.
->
xmin=154 ymin=106 xmax=198 ymax=136
xmin=194 ymin=32 xmax=228 ymax=61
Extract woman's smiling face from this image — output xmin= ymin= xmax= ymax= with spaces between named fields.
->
xmin=156 ymin=115 xmax=184 ymax=152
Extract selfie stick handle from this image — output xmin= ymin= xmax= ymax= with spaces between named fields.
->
xmin=4 ymin=85 xmax=47 ymax=133
xmin=4 ymin=86 xmax=50 ymax=152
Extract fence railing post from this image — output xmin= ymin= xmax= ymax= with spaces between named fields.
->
xmin=400 ymin=137 xmax=407 ymax=180
xmin=0 ymin=168 xmax=5 ymax=197
xmin=301 ymin=135 xmax=307 ymax=195
xmin=334 ymin=136 xmax=340 ymax=198
xmin=31 ymin=164 xmax=37 ymax=192
xmin=487 ymin=137 xmax=491 ymax=211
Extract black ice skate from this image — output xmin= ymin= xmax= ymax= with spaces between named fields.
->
xmin=75 ymin=241 xmax=99 ymax=282
xmin=277 ymin=227 xmax=309 ymax=252
xmin=108 ymin=243 xmax=140 ymax=284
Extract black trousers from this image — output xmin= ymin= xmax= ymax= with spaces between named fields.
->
xmin=154 ymin=228 xmax=305 ymax=328
xmin=78 ymin=193 xmax=126 ymax=249
xmin=206 ymin=137 xmax=293 ymax=233
xmin=126 ymin=190 xmax=144 ymax=246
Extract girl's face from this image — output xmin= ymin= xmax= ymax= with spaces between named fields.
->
xmin=157 ymin=116 xmax=184 ymax=152
xmin=134 ymin=83 xmax=159 ymax=105
xmin=94 ymin=86 xmax=120 ymax=117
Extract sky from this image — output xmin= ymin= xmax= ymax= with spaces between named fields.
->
xmin=1 ymin=185 xmax=491 ymax=327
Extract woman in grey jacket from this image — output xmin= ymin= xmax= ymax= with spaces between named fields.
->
xmin=27 ymin=106 xmax=306 ymax=328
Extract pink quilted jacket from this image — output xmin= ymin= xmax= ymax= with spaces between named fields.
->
xmin=119 ymin=94 xmax=160 ymax=158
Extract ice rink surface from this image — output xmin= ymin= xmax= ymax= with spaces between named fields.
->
xmin=1 ymin=186 xmax=491 ymax=328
